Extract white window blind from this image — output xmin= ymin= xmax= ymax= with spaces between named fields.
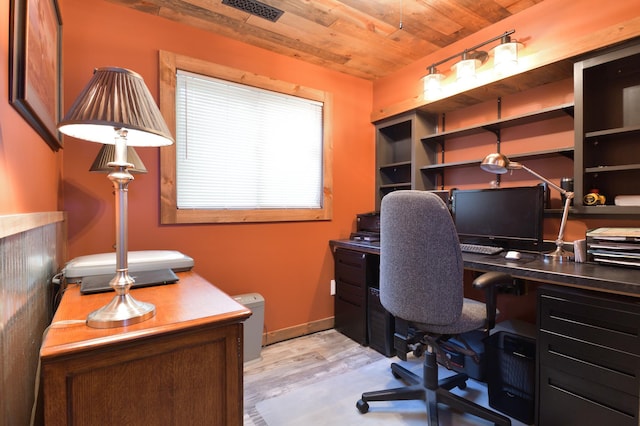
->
xmin=175 ymin=70 xmax=324 ymax=210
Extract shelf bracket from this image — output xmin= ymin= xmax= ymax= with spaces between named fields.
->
xmin=484 ymin=97 xmax=502 ymax=141
xmin=440 ymin=113 xmax=446 ymax=164
xmin=562 ymin=105 xmax=575 ymax=118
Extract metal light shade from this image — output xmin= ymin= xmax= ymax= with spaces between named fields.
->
xmin=423 ymin=66 xmax=445 ymax=101
xmin=58 ymin=67 xmax=174 ymax=147
xmin=479 ymin=152 xmax=521 ymax=174
xmin=90 ymin=145 xmax=148 ymax=174
xmin=492 ymin=41 xmax=520 ymax=76
xmin=58 ymin=67 xmax=174 ymax=328
xmin=480 ymin=153 xmax=574 ymax=262
xmin=453 ymin=58 xmax=480 ymax=85
xmin=422 ymin=31 xmax=517 ymax=98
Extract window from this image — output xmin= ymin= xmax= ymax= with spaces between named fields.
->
xmin=159 ymin=51 xmax=333 ymax=224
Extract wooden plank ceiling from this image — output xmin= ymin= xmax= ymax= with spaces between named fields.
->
xmin=107 ymin=0 xmax=544 ymax=80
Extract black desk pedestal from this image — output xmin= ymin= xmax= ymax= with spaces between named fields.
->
xmin=537 ymin=285 xmax=640 ymax=426
xmin=334 ymin=248 xmax=374 ymax=346
xmin=333 ymin=247 xmax=394 ymax=356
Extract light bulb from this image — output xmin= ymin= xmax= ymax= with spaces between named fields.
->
xmin=493 ymin=42 xmax=519 ymax=76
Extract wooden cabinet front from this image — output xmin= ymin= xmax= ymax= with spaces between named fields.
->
xmin=40 ymin=272 xmax=251 ymax=426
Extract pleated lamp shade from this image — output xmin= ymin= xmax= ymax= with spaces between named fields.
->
xmin=57 ymin=67 xmax=174 ymax=147
xmin=90 ymin=145 xmax=148 ymax=174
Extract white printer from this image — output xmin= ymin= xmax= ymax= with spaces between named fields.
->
xmin=63 ymin=250 xmax=194 ymax=282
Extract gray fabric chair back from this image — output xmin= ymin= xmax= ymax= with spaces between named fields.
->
xmin=379 ymin=190 xmax=463 ymax=326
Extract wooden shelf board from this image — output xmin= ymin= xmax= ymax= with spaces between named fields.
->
xmin=421 ymin=103 xmax=574 ymax=143
xmin=585 ymin=164 xmax=640 ymax=173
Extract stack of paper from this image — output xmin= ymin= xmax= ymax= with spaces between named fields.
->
xmin=586 ymin=228 xmax=640 ymax=268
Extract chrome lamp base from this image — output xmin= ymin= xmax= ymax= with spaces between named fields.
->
xmin=543 ymin=245 xmax=574 ymax=263
xmin=87 ymin=293 xmax=156 ymax=329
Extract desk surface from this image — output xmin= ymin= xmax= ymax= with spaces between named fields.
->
xmin=330 ymin=239 xmax=640 ymax=298
xmin=41 ymin=271 xmax=252 ymax=359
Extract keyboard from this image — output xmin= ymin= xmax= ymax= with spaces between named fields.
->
xmin=460 ymin=243 xmax=504 ymax=255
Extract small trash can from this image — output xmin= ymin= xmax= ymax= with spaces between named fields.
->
xmin=233 ymin=293 xmax=264 ymax=363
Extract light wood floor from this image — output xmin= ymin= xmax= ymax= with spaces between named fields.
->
xmin=243 ymin=329 xmax=385 ymax=425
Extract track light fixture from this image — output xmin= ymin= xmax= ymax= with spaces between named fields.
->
xmin=422 ymin=30 xmax=521 ymax=100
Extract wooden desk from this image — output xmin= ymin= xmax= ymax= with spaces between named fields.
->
xmin=40 ymin=271 xmax=251 ymax=426
xmin=330 ymin=239 xmax=640 ymax=425
xmin=329 ymin=239 xmax=640 ymax=297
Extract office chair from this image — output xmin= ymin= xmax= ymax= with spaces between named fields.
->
xmin=356 ymin=190 xmax=512 ymax=425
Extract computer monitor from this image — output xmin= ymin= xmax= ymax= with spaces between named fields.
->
xmin=452 ymin=185 xmax=545 ymax=252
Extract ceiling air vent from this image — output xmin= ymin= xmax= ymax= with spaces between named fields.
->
xmin=222 ymin=0 xmax=284 ymax=22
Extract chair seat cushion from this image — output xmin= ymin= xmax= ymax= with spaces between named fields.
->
xmin=413 ymin=298 xmax=486 ymax=334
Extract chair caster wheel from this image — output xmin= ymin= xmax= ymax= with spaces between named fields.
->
xmin=458 ymin=382 xmax=467 ymax=390
xmin=412 ymin=344 xmax=425 ymax=358
xmin=356 ymin=399 xmax=369 ymax=414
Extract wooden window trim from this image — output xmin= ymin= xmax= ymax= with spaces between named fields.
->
xmin=159 ymin=51 xmax=333 ymax=224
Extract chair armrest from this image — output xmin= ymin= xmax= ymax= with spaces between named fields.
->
xmin=472 ymin=271 xmax=513 ymax=330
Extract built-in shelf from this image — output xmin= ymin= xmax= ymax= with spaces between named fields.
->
xmin=373 ymin=38 xmax=640 ymax=219
xmin=379 ymin=160 xmax=412 ymax=168
xmin=585 ymin=124 xmax=640 ymax=139
xmin=575 ymin=38 xmax=640 ymax=215
xmin=420 ymin=159 xmax=481 ymax=172
xmin=418 ymin=103 xmax=575 ymax=188
xmin=375 ymin=112 xmax=434 ymax=209
xmin=574 ymin=205 xmax=640 ymax=216
xmin=421 ymin=103 xmax=574 ymax=144
xmin=379 ymin=183 xmax=411 ymax=190
xmin=510 ymin=147 xmax=575 ymax=162
xmin=376 ymin=97 xmax=576 ymax=205
xmin=585 ymin=164 xmax=640 ymax=173
xmin=420 ymin=147 xmax=574 ymax=173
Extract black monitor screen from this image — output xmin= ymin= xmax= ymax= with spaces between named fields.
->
xmin=452 ymin=185 xmax=545 ymax=251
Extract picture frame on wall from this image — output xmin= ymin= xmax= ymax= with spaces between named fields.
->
xmin=9 ymin=0 xmax=63 ymax=151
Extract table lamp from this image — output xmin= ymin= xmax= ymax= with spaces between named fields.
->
xmin=90 ymin=144 xmax=148 ymax=174
xmin=58 ymin=67 xmax=174 ymax=328
xmin=480 ymin=152 xmax=574 ymax=262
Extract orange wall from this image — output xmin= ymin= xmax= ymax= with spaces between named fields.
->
xmin=59 ymin=0 xmax=374 ymax=333
xmin=0 ymin=0 xmax=62 ymax=214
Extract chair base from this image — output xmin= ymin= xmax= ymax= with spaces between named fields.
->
xmin=356 ymin=352 xmax=511 ymax=426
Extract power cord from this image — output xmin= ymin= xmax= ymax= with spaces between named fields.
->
xmin=50 ymin=272 xmax=66 ymax=315
xmin=30 ymin=319 xmax=86 ymax=426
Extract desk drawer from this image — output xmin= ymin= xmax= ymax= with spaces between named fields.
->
xmin=335 ymin=295 xmax=367 ymax=345
xmin=539 ymin=330 xmax=639 ymax=396
xmin=335 ymin=280 xmax=365 ymax=304
xmin=538 ymin=366 xmax=638 ymax=426
xmin=333 ymin=248 xmax=378 ymax=346
xmin=334 ymin=248 xmax=378 ymax=287
xmin=335 ymin=248 xmax=367 ymax=269
xmin=539 ymin=286 xmax=640 ymax=356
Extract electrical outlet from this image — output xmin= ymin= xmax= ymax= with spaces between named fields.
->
xmin=330 ymin=279 xmax=336 ymax=296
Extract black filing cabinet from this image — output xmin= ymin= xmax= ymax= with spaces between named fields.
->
xmin=333 ymin=247 xmax=394 ymax=355
xmin=537 ymin=286 xmax=640 ymax=426
xmin=334 ymin=248 xmax=373 ymax=345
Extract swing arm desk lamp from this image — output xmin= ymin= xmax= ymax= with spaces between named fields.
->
xmin=480 ymin=152 xmax=574 ymax=262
